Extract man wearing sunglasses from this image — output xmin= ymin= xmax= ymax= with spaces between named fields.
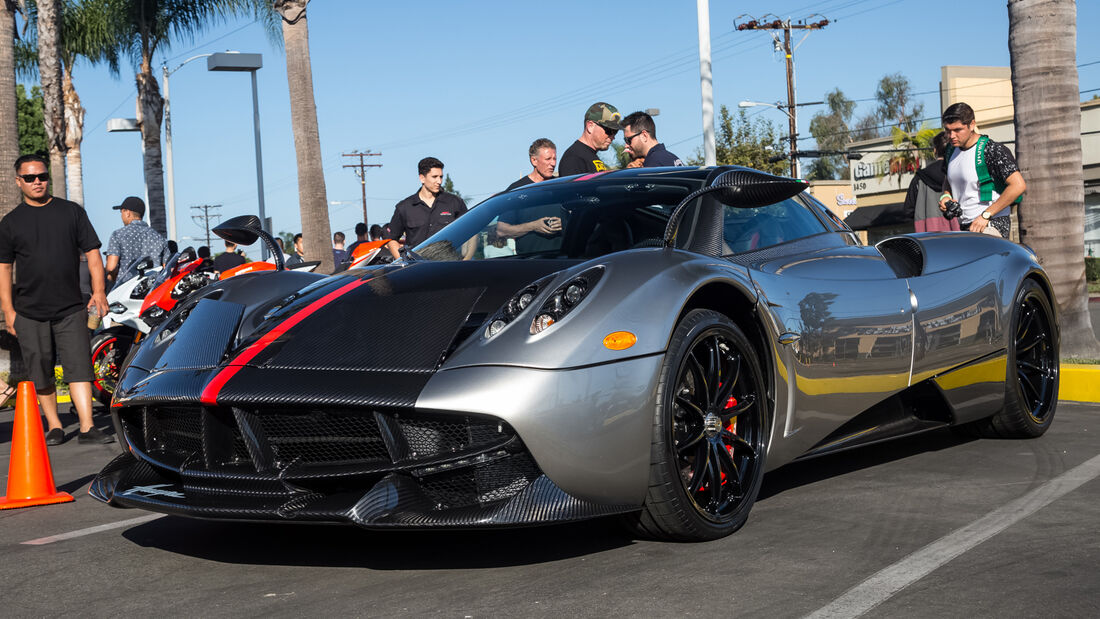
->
xmin=557 ymin=102 xmax=621 ymax=177
xmin=621 ymin=111 xmax=684 ymax=168
xmin=0 ymin=154 xmax=113 ymax=445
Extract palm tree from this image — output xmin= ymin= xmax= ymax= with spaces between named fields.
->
xmin=1 ymin=1 xmax=22 ymax=219
xmin=16 ymin=0 xmax=120 ymax=207
xmin=273 ymin=0 xmax=332 ymax=273
xmin=1008 ymin=0 xmax=1099 ymax=358
xmin=98 ymin=0 xmax=269 ymax=235
xmin=35 ymin=0 xmax=63 ymax=192
xmin=885 ymin=124 xmax=937 ymax=188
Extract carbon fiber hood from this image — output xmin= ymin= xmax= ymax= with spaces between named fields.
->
xmin=116 ymin=260 xmax=577 ymax=407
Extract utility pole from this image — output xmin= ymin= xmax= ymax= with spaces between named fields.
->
xmin=190 ymin=204 xmax=221 ymax=249
xmin=342 ymin=151 xmax=382 ymax=226
xmin=736 ymin=15 xmax=829 ymax=178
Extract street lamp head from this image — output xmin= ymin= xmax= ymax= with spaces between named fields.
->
xmin=107 ymin=118 xmax=140 ymax=132
xmin=207 ymin=52 xmax=262 ymax=72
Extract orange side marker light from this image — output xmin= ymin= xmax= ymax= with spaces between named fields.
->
xmin=603 ymin=331 xmax=637 ymax=351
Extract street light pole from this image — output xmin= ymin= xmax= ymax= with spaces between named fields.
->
xmin=207 ymin=52 xmax=267 ymax=259
xmin=162 ymin=53 xmax=215 ymax=243
xmin=697 ymin=0 xmax=716 ymax=166
xmin=249 ymin=69 xmax=267 ymax=259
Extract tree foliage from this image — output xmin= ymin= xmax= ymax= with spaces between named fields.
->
xmin=807 ymin=88 xmax=856 ymax=180
xmin=442 ymin=173 xmax=472 ymax=203
xmin=688 ymin=105 xmax=787 ymax=175
xmin=854 ymin=73 xmax=925 ymax=139
xmin=17 ymin=84 xmax=47 ymax=157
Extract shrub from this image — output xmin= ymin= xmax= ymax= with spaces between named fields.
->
xmin=1087 ymin=256 xmax=1100 ymax=282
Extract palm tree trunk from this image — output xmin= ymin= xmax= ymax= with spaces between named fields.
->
xmin=1009 ymin=0 xmax=1099 ymax=358
xmin=275 ymin=0 xmax=333 ymax=273
xmin=0 ymin=1 xmax=20 ymax=218
xmin=35 ymin=0 xmax=65 ymax=196
xmin=136 ymin=58 xmax=167 ymax=235
xmin=63 ymin=62 xmax=84 ymax=206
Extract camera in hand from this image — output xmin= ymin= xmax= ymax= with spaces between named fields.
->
xmin=943 ymin=199 xmax=962 ymax=220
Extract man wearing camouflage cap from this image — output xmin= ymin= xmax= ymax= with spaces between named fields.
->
xmin=558 ymin=102 xmax=621 ymax=177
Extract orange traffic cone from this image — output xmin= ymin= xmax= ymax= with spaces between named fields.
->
xmin=0 ymin=381 xmax=74 ymax=509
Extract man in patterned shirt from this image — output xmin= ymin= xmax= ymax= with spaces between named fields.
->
xmin=938 ymin=102 xmax=1026 ymax=237
xmin=105 ymin=196 xmax=169 ymax=290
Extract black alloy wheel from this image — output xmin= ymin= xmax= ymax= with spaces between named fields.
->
xmin=629 ymin=309 xmax=768 ymax=541
xmin=966 ymin=279 xmax=1059 ymax=438
xmin=1012 ymin=285 xmax=1058 ymax=423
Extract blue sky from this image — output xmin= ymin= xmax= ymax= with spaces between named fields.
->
xmin=21 ymin=0 xmax=1100 ymax=260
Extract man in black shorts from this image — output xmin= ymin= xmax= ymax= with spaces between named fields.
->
xmin=0 ymin=154 xmax=112 ymax=445
xmin=557 ymin=102 xmax=621 ymax=177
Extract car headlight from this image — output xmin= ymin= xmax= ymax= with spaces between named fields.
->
xmin=484 ymin=283 xmax=543 ymax=340
xmin=530 ymin=266 xmax=604 ymax=335
xmin=482 ymin=273 xmax=564 ymax=340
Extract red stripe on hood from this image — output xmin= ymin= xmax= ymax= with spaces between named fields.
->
xmin=200 ymin=277 xmax=372 ymax=405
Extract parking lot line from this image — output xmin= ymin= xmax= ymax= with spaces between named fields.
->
xmin=20 ymin=514 xmax=165 ymax=546
xmin=806 ymin=453 xmax=1100 ymax=619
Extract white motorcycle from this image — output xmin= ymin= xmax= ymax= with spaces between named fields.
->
xmin=91 ymin=257 xmax=160 ymax=406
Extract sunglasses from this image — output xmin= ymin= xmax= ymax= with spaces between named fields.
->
xmin=623 ymin=130 xmax=644 ymax=143
xmin=19 ymin=173 xmax=49 ymax=183
xmin=599 ymin=125 xmax=618 ymax=138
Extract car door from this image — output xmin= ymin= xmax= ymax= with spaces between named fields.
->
xmin=746 ymin=237 xmax=914 ymax=463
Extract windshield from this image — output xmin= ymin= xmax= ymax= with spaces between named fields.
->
xmin=411 ymin=177 xmax=704 ymax=262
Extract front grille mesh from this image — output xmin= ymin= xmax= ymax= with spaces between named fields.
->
xmin=146 ymin=407 xmax=203 ymax=456
xmin=122 ymin=405 xmax=516 ymax=471
xmin=420 ymin=453 xmax=541 ymax=510
xmin=258 ymin=411 xmax=390 ymax=465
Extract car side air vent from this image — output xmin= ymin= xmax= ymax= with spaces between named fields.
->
xmin=876 ymin=237 xmax=925 ymax=279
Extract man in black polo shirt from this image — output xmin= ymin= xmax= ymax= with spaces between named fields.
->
xmin=0 ymin=154 xmax=113 ymax=445
xmin=557 ymin=102 xmax=621 ymax=177
xmin=384 ymin=157 xmax=467 ymax=260
xmin=621 ymin=110 xmax=684 ymax=168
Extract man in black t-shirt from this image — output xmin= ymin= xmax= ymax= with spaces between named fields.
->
xmin=0 ymin=154 xmax=113 ymax=445
xmin=506 ymin=138 xmax=557 ymax=191
xmin=557 ymin=102 xmax=621 ymax=177
xmin=384 ymin=157 xmax=467 ymax=260
xmin=212 ymin=240 xmax=247 ymax=273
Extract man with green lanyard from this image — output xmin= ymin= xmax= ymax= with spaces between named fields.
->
xmin=938 ymin=102 xmax=1026 ymax=236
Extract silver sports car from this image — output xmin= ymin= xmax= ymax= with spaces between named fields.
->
xmin=91 ymin=166 xmax=1059 ymax=541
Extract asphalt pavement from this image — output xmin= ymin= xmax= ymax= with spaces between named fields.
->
xmin=2 ymin=400 xmax=1098 ymax=617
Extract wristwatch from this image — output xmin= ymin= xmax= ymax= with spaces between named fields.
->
xmin=980 ymin=211 xmax=993 ymax=220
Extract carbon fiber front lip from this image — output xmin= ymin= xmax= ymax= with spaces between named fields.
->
xmin=90 ymin=452 xmax=636 ymax=528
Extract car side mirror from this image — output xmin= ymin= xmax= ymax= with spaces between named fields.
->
xmin=662 ymin=168 xmax=808 ymax=249
xmin=213 ymin=215 xmax=284 ymax=270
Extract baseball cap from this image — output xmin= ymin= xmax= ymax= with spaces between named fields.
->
xmin=112 ymin=196 xmax=146 ymax=217
xmin=585 ymin=102 xmax=622 ymax=131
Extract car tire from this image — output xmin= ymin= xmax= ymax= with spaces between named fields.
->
xmin=964 ymin=279 xmax=1059 ymax=439
xmin=90 ymin=328 xmax=133 ymax=407
xmin=625 ymin=309 xmax=769 ymax=541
